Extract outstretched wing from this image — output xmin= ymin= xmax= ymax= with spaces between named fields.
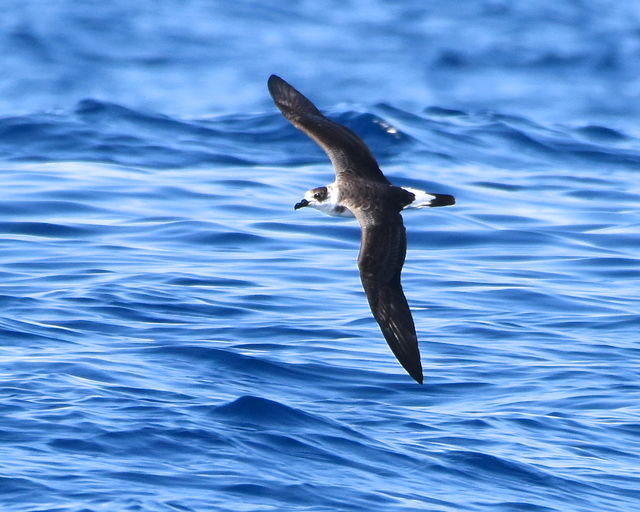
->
xmin=356 ymin=212 xmax=423 ymax=383
xmin=268 ymin=74 xmax=390 ymax=185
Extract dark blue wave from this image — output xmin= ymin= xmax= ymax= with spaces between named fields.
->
xmin=3 ymin=98 xmax=640 ymax=173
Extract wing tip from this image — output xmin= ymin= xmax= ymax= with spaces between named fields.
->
xmin=404 ymin=360 xmax=423 ymax=384
xmin=267 ymin=74 xmax=283 ymax=89
xmin=392 ymin=337 xmax=424 ymax=384
xmin=267 ymin=74 xmax=324 ymax=120
xmin=267 ymin=74 xmax=287 ymax=100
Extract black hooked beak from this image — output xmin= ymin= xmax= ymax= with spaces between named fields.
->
xmin=294 ymin=198 xmax=309 ymax=210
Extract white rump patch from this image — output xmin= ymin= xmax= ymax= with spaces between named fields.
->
xmin=402 ymin=187 xmax=436 ymax=209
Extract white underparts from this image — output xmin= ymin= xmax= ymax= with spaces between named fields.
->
xmin=402 ymin=187 xmax=437 ymax=209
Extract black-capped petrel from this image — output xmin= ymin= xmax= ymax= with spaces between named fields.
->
xmin=268 ymin=75 xmax=455 ymax=384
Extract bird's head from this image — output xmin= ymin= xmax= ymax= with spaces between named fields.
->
xmin=294 ymin=186 xmax=329 ymax=211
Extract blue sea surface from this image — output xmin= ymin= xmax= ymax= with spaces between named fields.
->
xmin=2 ymin=2 xmax=640 ymax=511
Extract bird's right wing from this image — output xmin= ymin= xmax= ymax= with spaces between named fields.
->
xmin=356 ymin=212 xmax=423 ymax=383
xmin=268 ymin=75 xmax=390 ymax=185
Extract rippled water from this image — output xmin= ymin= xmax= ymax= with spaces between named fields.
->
xmin=2 ymin=2 xmax=640 ymax=511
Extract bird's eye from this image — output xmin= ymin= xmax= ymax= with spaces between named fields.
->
xmin=313 ymin=193 xmax=321 ymax=200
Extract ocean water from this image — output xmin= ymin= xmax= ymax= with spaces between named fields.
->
xmin=2 ymin=2 xmax=640 ymax=511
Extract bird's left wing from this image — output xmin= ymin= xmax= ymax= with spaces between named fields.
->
xmin=355 ymin=212 xmax=423 ymax=383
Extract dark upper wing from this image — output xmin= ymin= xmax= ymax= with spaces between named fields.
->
xmin=356 ymin=212 xmax=423 ymax=383
xmin=268 ymin=75 xmax=390 ymax=184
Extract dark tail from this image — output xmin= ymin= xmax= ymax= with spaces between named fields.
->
xmin=429 ymin=194 xmax=455 ymax=207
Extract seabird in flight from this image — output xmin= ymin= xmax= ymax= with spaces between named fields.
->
xmin=268 ymin=74 xmax=455 ymax=383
